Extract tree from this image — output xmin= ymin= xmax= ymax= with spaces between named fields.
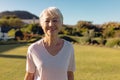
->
xmin=102 ymin=22 xmax=119 ymax=38
xmin=0 ymin=15 xmax=24 ymax=28
xmin=75 ymin=21 xmax=94 ymax=36
xmin=31 ymin=24 xmax=44 ymax=35
xmin=15 ymin=29 xmax=24 ymax=40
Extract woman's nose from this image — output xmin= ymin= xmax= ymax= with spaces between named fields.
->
xmin=49 ymin=21 xmax=54 ymax=27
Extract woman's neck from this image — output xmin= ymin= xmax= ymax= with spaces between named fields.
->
xmin=43 ymin=35 xmax=60 ymax=47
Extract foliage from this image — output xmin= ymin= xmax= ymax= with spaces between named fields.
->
xmin=0 ymin=15 xmax=24 ymax=28
xmin=21 ymin=24 xmax=43 ymax=35
xmin=74 ymin=37 xmax=91 ymax=45
xmin=14 ymin=29 xmax=24 ymax=40
xmin=60 ymin=35 xmax=77 ymax=43
xmin=0 ymin=19 xmax=9 ymax=26
xmin=102 ymin=22 xmax=120 ymax=38
xmin=31 ymin=24 xmax=44 ymax=35
xmin=8 ymin=29 xmax=16 ymax=37
xmin=0 ymin=10 xmax=39 ymax=19
xmin=102 ymin=26 xmax=115 ymax=38
xmin=1 ymin=15 xmax=18 ymax=19
xmin=0 ymin=16 xmax=120 ymax=47
xmin=93 ymin=37 xmax=107 ymax=45
xmin=21 ymin=24 xmax=32 ymax=33
xmin=113 ymin=30 xmax=120 ymax=38
xmin=8 ymin=18 xmax=23 ymax=28
xmin=105 ymin=38 xmax=120 ymax=47
xmin=60 ymin=25 xmax=73 ymax=35
xmin=75 ymin=21 xmax=93 ymax=31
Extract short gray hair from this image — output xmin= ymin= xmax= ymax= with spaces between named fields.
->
xmin=39 ymin=7 xmax=63 ymax=23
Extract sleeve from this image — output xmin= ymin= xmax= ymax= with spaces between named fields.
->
xmin=26 ymin=47 xmax=36 ymax=73
xmin=68 ymin=45 xmax=76 ymax=72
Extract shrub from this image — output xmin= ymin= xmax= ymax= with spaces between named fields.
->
xmin=77 ymin=37 xmax=91 ymax=45
xmin=60 ymin=35 xmax=77 ymax=43
xmin=95 ymin=38 xmax=107 ymax=45
xmin=105 ymin=38 xmax=120 ymax=47
xmin=8 ymin=29 xmax=16 ymax=37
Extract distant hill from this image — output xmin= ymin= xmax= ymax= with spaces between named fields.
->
xmin=0 ymin=10 xmax=39 ymax=19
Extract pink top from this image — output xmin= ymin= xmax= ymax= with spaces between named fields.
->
xmin=26 ymin=39 xmax=75 ymax=80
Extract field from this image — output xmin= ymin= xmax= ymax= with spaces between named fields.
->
xmin=0 ymin=44 xmax=120 ymax=80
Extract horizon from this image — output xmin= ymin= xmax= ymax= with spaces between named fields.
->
xmin=0 ymin=0 xmax=120 ymax=25
xmin=1 ymin=10 xmax=120 ymax=25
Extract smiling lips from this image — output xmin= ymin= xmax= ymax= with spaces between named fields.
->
xmin=48 ymin=27 xmax=57 ymax=32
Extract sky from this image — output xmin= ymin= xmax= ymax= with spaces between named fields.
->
xmin=0 ymin=0 xmax=120 ymax=25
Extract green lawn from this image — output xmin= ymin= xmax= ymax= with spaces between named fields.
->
xmin=0 ymin=44 xmax=28 ymax=80
xmin=0 ymin=44 xmax=120 ymax=80
xmin=74 ymin=45 xmax=120 ymax=80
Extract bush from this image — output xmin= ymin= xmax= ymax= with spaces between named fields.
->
xmin=15 ymin=29 xmax=24 ymax=40
xmin=60 ymin=35 xmax=77 ymax=43
xmin=94 ymin=38 xmax=107 ymax=45
xmin=105 ymin=38 xmax=120 ymax=47
xmin=8 ymin=29 xmax=16 ymax=37
xmin=76 ymin=37 xmax=91 ymax=45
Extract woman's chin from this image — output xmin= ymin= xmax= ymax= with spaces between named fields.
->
xmin=47 ymin=32 xmax=58 ymax=37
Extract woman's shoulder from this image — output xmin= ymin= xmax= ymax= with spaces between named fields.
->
xmin=63 ymin=39 xmax=74 ymax=54
xmin=28 ymin=39 xmax=43 ymax=49
xmin=63 ymin=39 xmax=73 ymax=48
xmin=64 ymin=39 xmax=72 ymax=44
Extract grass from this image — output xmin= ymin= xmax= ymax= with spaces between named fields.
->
xmin=0 ymin=44 xmax=120 ymax=80
xmin=74 ymin=45 xmax=120 ymax=80
xmin=0 ymin=44 xmax=28 ymax=80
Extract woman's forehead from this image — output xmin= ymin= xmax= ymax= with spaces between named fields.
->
xmin=42 ymin=13 xmax=59 ymax=19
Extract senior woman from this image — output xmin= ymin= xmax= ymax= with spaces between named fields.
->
xmin=24 ymin=7 xmax=75 ymax=80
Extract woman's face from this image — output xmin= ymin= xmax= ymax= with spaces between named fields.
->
xmin=40 ymin=13 xmax=62 ymax=37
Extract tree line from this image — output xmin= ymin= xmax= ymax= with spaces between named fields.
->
xmin=0 ymin=16 xmax=120 ymax=47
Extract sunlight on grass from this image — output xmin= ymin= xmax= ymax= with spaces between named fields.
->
xmin=74 ymin=44 xmax=120 ymax=80
xmin=0 ymin=44 xmax=120 ymax=80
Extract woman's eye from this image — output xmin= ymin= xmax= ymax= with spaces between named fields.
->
xmin=53 ymin=19 xmax=58 ymax=22
xmin=45 ymin=20 xmax=49 ymax=22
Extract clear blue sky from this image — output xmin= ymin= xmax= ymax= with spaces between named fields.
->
xmin=0 ymin=0 xmax=120 ymax=25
